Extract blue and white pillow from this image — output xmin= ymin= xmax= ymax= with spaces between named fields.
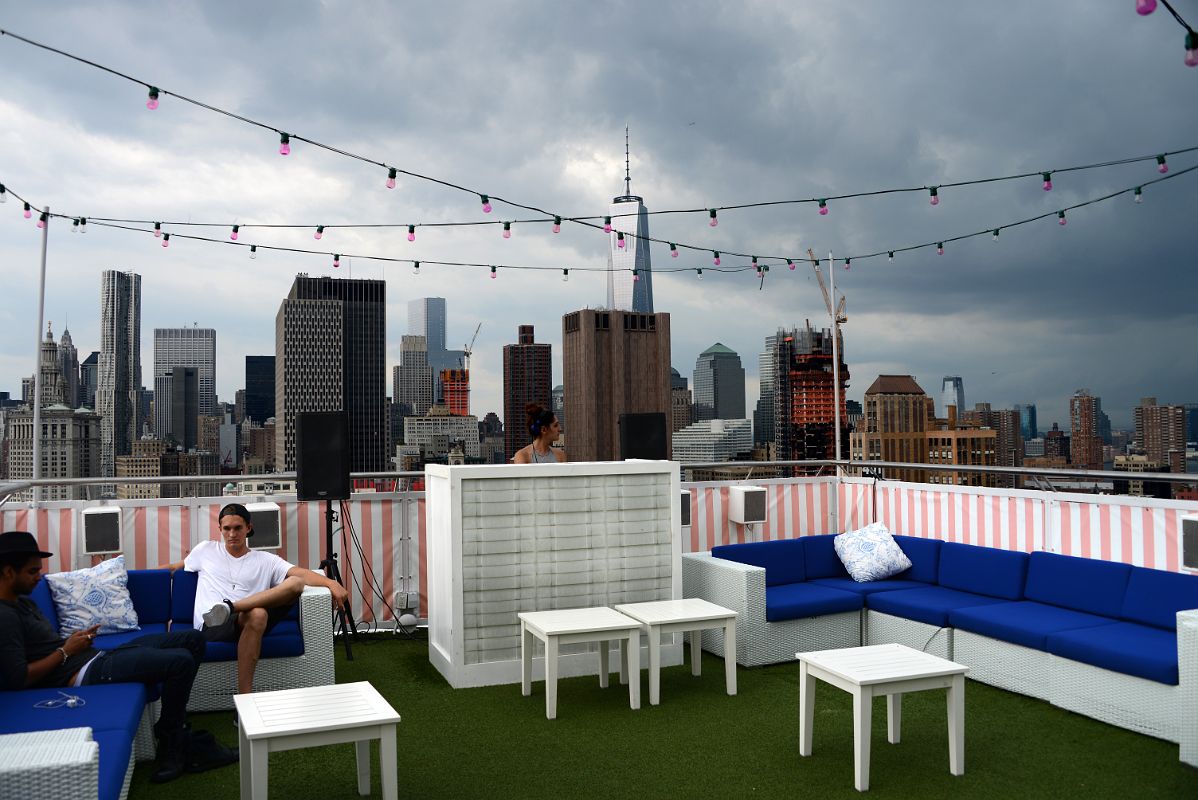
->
xmin=834 ymin=522 xmax=912 ymax=583
xmin=43 ymin=555 xmax=140 ymax=636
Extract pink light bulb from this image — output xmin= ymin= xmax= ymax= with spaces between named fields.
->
xmin=490 ymin=267 xmax=497 ymax=279
xmin=333 ymin=255 xmax=341 ymax=269
xmin=1187 ymin=49 xmax=1198 ymax=67
xmin=788 ymin=260 xmax=796 ymax=270
xmin=604 ymin=217 xmax=612 ymax=233
xmin=930 ymin=195 xmax=939 ymax=206
xmin=37 ymin=216 xmax=45 ymax=229
xmin=553 ymin=216 xmax=561 ymax=233
xmin=818 ymin=200 xmax=828 ymax=216
xmin=279 ymin=133 xmax=291 ymax=156
xmin=162 ymin=233 xmax=170 ymax=248
xmin=314 ymin=226 xmax=324 ymax=240
xmin=670 ymin=244 xmax=679 ymax=258
xmin=709 ymin=209 xmax=719 ymax=227
xmin=937 ymin=244 xmax=944 ymax=255
xmin=633 ymin=270 xmax=640 ymax=282
xmin=1058 ymin=212 xmax=1067 ymax=226
xmin=1157 ymin=155 xmax=1169 ymax=174
xmin=1136 ymin=0 xmax=1156 ymax=14
xmin=713 ymin=252 xmax=721 ymax=266
xmin=481 ymin=195 xmax=492 ymax=213
xmin=386 ymin=168 xmax=397 ymax=189
xmin=386 ymin=176 xmax=396 ymax=189
xmin=503 ymin=230 xmax=511 ymax=239
xmin=146 ymin=87 xmax=159 ymax=110
xmin=1042 ymin=174 xmax=1053 ymax=191
xmin=502 ymin=222 xmax=511 ymax=239
xmin=407 ymin=225 xmax=416 ymax=242
xmin=230 ymin=225 xmax=239 ymax=241
xmin=23 ymin=205 xmax=32 ymax=219
xmin=617 ymin=234 xmax=625 ymax=249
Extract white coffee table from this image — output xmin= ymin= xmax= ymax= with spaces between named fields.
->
xmin=233 ymin=681 xmax=400 ymax=800
xmin=796 ymin=643 xmax=968 ymax=792
xmin=613 ymin=598 xmax=737 ymax=705
xmin=519 ymin=607 xmax=642 ymax=719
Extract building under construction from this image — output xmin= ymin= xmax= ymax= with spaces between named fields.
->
xmin=771 ymin=322 xmax=850 ymax=464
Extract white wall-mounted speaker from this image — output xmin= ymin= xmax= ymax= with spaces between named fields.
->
xmin=680 ymin=489 xmax=692 ymax=528
xmin=246 ymin=502 xmax=283 ymax=550
xmin=81 ymin=507 xmax=122 ymax=556
xmin=728 ymin=486 xmax=767 ymax=525
xmin=1183 ymin=515 xmax=1198 ymax=572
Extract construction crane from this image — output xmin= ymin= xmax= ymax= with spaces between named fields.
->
xmin=807 ymin=248 xmax=846 ymax=324
xmin=462 ymin=322 xmax=482 ymax=372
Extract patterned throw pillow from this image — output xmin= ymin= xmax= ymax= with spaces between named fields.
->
xmin=834 ymin=522 xmax=913 ymax=583
xmin=43 ymin=555 xmax=140 ymax=636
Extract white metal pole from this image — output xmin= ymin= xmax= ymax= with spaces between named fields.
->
xmin=31 ymin=206 xmax=50 ymax=504
xmin=829 ymin=249 xmax=841 ymax=472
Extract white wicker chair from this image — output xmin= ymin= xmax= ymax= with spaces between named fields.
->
xmin=681 ymin=552 xmax=860 ymax=667
xmin=0 ymin=727 xmax=99 ymax=800
xmin=186 ymin=586 xmax=335 ymax=711
xmin=1179 ymin=609 xmax=1198 ymax=766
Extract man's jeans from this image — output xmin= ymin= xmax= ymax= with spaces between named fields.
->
xmin=81 ymin=630 xmax=205 ymax=732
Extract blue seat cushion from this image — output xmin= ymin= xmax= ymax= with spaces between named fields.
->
xmin=93 ymin=622 xmax=169 ymax=650
xmin=1024 ymin=552 xmax=1131 ymax=618
xmin=1047 ymin=622 xmax=1178 ymax=685
xmin=764 ymin=583 xmax=862 ymax=622
xmin=1121 ymin=566 xmax=1198 ymax=631
xmin=892 ymin=535 xmax=942 ymax=583
xmin=938 ymin=542 xmax=1028 ymax=600
xmin=127 ymin=569 xmax=173 ymax=624
xmin=808 ymin=577 xmax=930 ymax=596
xmin=801 ymin=535 xmax=850 ymax=580
xmin=191 ymin=620 xmax=304 ymax=661
xmin=950 ymin=601 xmax=1117 ymax=651
xmin=712 ymin=539 xmax=805 ymax=586
xmin=29 ymin=580 xmax=59 ymax=630
xmin=0 ymin=682 xmax=147 ymax=735
xmin=867 ymin=586 xmax=1008 ymax=627
xmin=170 ymin=569 xmax=199 ymax=625
xmin=92 ymin=728 xmax=134 ymax=800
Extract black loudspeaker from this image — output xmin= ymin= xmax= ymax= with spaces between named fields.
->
xmin=296 ymin=411 xmax=351 ymax=501
xmin=618 ymin=412 xmax=668 ymax=460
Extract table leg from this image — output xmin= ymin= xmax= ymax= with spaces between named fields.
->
xmin=599 ymin=639 xmax=610 ymax=688
xmin=355 ymin=739 xmax=370 ymax=796
xmin=521 ymin=623 xmax=533 ymax=697
xmin=627 ymin=629 xmax=641 ymax=710
xmin=238 ymin=716 xmax=251 ymax=800
xmin=947 ymin=675 xmax=965 ymax=776
xmin=619 ymin=638 xmax=628 ymax=685
xmin=648 ymin=625 xmax=661 ymax=706
xmin=798 ymin=661 xmax=814 ymax=757
xmin=249 ymin=739 xmax=269 ymax=800
xmin=887 ymin=693 xmax=902 ymax=744
xmin=723 ymin=619 xmax=737 ymax=696
xmin=853 ymin=686 xmax=872 ymax=792
xmin=690 ymin=629 xmax=701 ymax=676
xmin=380 ymin=724 xmax=399 ymax=800
xmin=545 ymin=636 xmax=559 ymax=720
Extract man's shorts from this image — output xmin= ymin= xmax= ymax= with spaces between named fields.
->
xmin=201 ymin=603 xmax=294 ymax=643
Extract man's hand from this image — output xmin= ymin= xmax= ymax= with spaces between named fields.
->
xmin=328 ymin=581 xmax=349 ymax=611
xmin=64 ymin=625 xmax=100 ymax=656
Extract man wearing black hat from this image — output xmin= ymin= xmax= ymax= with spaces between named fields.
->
xmin=159 ymin=503 xmax=348 ymax=696
xmin=0 ymin=530 xmax=211 ymax=783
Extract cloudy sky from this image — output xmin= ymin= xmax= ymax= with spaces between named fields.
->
xmin=1 ymin=1 xmax=1195 ymax=432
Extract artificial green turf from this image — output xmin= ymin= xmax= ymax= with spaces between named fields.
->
xmin=129 ymin=634 xmax=1197 ymax=799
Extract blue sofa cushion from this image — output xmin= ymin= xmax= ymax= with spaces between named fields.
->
xmin=809 ymin=577 xmax=930 ymax=596
xmin=191 ymin=619 xmax=305 ymax=661
xmin=93 ymin=728 xmax=135 ymax=800
xmin=93 ymin=622 xmax=169 ymax=650
xmin=867 ymin=586 xmax=1008 ymax=627
xmin=938 ymin=542 xmax=1028 ymax=600
xmin=950 ymin=601 xmax=1117 ymax=651
xmin=0 ymin=682 xmax=147 ymax=735
xmin=1024 ymin=552 xmax=1131 ymax=618
xmin=1121 ymin=566 xmax=1198 ymax=631
xmin=801 ymin=535 xmax=850 ymax=580
xmin=892 ymin=535 xmax=942 ymax=583
xmin=764 ymin=583 xmax=862 ymax=622
xmin=29 ymin=580 xmax=59 ymax=630
xmin=712 ymin=539 xmax=805 ymax=586
xmin=1047 ymin=622 xmax=1179 ymax=685
xmin=127 ymin=569 xmax=172 ymax=624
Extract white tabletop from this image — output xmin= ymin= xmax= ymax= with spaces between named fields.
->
xmin=613 ymin=598 xmax=735 ymax=625
xmin=517 ymin=607 xmax=640 ymax=635
xmin=797 ymin=644 xmax=967 ymax=686
xmin=233 ymin=681 xmax=400 ymax=740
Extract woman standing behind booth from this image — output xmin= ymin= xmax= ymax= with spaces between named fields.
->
xmin=513 ymin=403 xmax=567 ymax=464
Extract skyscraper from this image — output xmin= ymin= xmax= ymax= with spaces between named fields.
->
xmin=1135 ymin=397 xmax=1187 ymax=474
xmin=244 ymin=356 xmax=276 ymax=424
xmin=502 ymin=325 xmax=552 ymax=461
xmin=940 ymin=376 xmax=965 ymax=418
xmin=169 ymin=366 xmax=199 ymax=450
xmin=79 ymin=351 xmax=99 ymax=409
xmin=753 ymin=334 xmax=778 ymax=447
xmin=97 ymin=270 xmax=142 ymax=476
xmin=408 ymin=297 xmax=465 ymax=402
xmin=850 ymin=375 xmax=930 ymax=482
xmin=440 ymin=369 xmax=470 ymax=416
xmin=29 ymin=324 xmax=69 ymax=407
xmin=771 ymin=323 xmax=850 ymax=462
xmin=692 ymin=343 xmax=746 ymax=422
xmin=153 ymin=326 xmax=216 ymax=439
xmin=1014 ymin=403 xmax=1038 ymax=441
xmin=1069 ymin=389 xmax=1104 ymax=471
xmin=394 ymin=335 xmax=433 ymax=418
xmin=57 ymin=326 xmax=79 ymax=409
xmin=562 ymin=308 xmax=671 ymax=462
xmin=276 ymin=275 xmax=387 ymax=472
xmin=605 ymin=131 xmax=654 ymax=313
xmin=670 ymin=368 xmax=692 ymax=434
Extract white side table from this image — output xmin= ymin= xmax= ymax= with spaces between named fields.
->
xmin=797 ymin=643 xmax=968 ymax=792
xmin=613 ymin=598 xmax=737 ymax=705
xmin=519 ymin=607 xmax=643 ymax=719
xmin=234 ymin=681 xmax=400 ymax=800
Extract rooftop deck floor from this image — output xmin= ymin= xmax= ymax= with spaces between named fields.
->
xmin=127 ymin=633 xmax=1196 ymax=799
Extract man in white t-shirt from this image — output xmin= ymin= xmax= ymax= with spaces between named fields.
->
xmin=161 ymin=503 xmax=349 ymax=695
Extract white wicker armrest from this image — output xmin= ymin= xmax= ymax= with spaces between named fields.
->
xmin=0 ymin=737 xmax=98 ymax=800
xmin=1178 ymin=608 xmax=1198 ymax=766
xmin=681 ymin=553 xmax=766 ymax=629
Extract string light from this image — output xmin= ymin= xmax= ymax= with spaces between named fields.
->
xmin=413 ymin=261 xmax=420 ymax=276
xmin=1134 ymin=186 xmax=1143 ymax=203
xmin=553 ymin=216 xmax=561 ymax=233
xmin=844 ymin=258 xmax=851 ymax=269
xmin=712 ymin=251 xmax=721 ymax=266
xmin=561 ymin=269 xmax=569 ymax=282
xmin=751 ymin=256 xmax=759 ymax=271
xmin=23 ymin=202 xmax=32 ymax=219
xmin=146 ymin=86 xmax=159 ymax=110
xmin=161 ymin=233 xmax=170 ymax=247
xmin=818 ymin=199 xmax=828 ymax=216
xmin=632 ymin=268 xmax=639 ymax=282
xmin=490 ymin=266 xmax=497 ymax=279
xmin=502 ymin=222 xmax=511 ymax=239
xmin=786 ymin=259 xmax=795 ymax=270
xmin=71 ymin=217 xmax=79 ymax=233
xmin=249 ymin=245 xmax=257 ymax=259
xmin=670 ymin=243 xmax=679 ymax=258
xmin=1042 ymin=172 xmax=1053 ymax=191
xmin=314 ymin=225 xmax=324 ymax=240
xmin=1157 ymin=155 xmax=1169 ymax=174
xmin=937 ymin=242 xmax=944 ymax=255
xmin=617 ymin=231 xmax=625 ymax=248
xmin=887 ymin=251 xmax=894 ymax=260
xmin=230 ymin=225 xmax=239 ymax=241
xmin=153 ymin=221 xmax=162 ymax=238
xmin=929 ymin=187 xmax=940 ymax=205
xmin=1137 ymin=0 xmax=1156 ymax=14
xmin=696 ymin=268 xmax=703 ymax=280
xmin=603 ymin=216 xmax=612 ymax=233
xmin=1058 ymin=210 xmax=1067 ymax=226
xmin=0 ymin=184 xmax=6 ymax=203
xmin=386 ymin=168 xmax=397 ymax=189
xmin=333 ymin=253 xmax=340 ymax=268
xmin=279 ymin=133 xmax=290 ymax=156
xmin=1187 ymin=32 xmax=1198 ymax=67
xmin=78 ymin=217 xmax=86 ymax=233
xmin=992 ymin=229 xmax=1000 ymax=240
xmin=37 ymin=212 xmax=46 ymax=229
xmin=480 ymin=194 xmax=492 ymax=213
xmin=407 ymin=225 xmax=415 ymax=242
xmin=709 ymin=208 xmax=719 ymax=227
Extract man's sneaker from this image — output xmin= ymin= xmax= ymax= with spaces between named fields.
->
xmin=202 ymin=600 xmax=234 ymax=628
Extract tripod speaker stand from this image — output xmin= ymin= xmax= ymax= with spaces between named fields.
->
xmin=320 ymin=500 xmax=357 ymax=661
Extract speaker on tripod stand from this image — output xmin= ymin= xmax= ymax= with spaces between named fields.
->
xmin=296 ymin=410 xmax=357 ymax=659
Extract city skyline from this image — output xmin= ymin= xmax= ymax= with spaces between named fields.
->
xmin=1 ymin=4 xmax=1196 ymax=431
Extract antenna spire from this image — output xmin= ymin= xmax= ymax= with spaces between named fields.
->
xmin=624 ymin=126 xmax=631 ymax=196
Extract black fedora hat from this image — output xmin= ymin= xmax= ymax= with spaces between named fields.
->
xmin=0 ymin=531 xmax=53 ymax=559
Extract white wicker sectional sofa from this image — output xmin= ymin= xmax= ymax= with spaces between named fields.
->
xmin=681 ymin=533 xmax=1198 ymax=766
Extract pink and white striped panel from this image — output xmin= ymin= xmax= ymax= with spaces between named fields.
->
xmin=1053 ymin=496 xmax=1186 ymax=572
xmin=874 ymin=483 xmax=1047 ymax=553
xmin=0 ymin=506 xmax=76 ymax=574
xmin=682 ymin=478 xmax=842 ymax=552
